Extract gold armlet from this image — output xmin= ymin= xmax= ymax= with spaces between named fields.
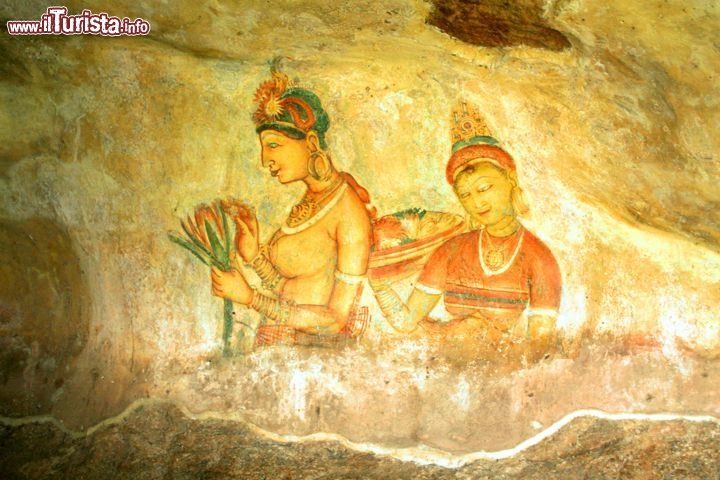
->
xmin=334 ymin=270 xmax=364 ymax=286
xmin=250 ymin=290 xmax=295 ymax=326
xmin=251 ymin=252 xmax=283 ymax=290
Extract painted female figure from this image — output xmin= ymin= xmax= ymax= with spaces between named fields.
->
xmin=211 ymin=71 xmax=374 ymax=347
xmin=371 ymin=102 xmax=562 ymax=362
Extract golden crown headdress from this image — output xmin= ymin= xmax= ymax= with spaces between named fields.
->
xmin=450 ymin=101 xmax=496 ymax=152
xmin=445 ymin=101 xmax=515 ymax=184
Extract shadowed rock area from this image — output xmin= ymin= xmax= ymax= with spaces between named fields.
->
xmin=0 ymin=218 xmax=88 ymax=417
xmin=1 ymin=402 xmax=719 ymax=479
xmin=427 ymin=0 xmax=571 ymax=50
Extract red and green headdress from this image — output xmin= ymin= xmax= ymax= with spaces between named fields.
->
xmin=253 ymin=72 xmax=330 ymax=149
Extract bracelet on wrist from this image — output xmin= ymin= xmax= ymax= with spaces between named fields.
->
xmin=250 ymin=251 xmax=283 ymax=290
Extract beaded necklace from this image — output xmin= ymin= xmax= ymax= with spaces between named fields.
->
xmin=479 ymin=226 xmax=524 ymax=276
xmin=282 ymin=177 xmax=346 ymax=235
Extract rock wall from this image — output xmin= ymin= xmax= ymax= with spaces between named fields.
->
xmin=1 ymin=0 xmax=719 ymax=458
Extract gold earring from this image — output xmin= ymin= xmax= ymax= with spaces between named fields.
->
xmin=309 ymin=150 xmax=331 ymax=181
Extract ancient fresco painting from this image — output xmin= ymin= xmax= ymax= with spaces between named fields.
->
xmin=170 ymin=70 xmax=564 ymax=370
xmin=2 ymin=2 xmax=720 ymax=473
xmin=158 ymin=64 xmax=719 ymax=455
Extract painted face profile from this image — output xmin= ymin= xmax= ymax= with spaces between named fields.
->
xmin=259 ymin=130 xmax=311 ymax=184
xmin=453 ymin=159 xmax=516 ymax=228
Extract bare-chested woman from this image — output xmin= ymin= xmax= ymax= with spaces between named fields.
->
xmin=211 ymin=71 xmax=374 ymax=346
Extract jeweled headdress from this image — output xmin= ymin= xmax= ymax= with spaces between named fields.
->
xmin=253 ymin=71 xmax=330 ymax=148
xmin=450 ymin=101 xmax=497 ymax=152
xmin=446 ymin=101 xmax=516 ymax=184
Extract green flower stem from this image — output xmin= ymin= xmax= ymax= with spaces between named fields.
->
xmin=222 ymin=298 xmax=234 ymax=356
xmin=169 ymin=205 xmax=238 ymax=356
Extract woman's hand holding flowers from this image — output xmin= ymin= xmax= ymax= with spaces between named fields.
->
xmin=211 ymin=267 xmax=254 ymax=305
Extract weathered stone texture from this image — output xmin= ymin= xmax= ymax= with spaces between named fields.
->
xmin=0 ymin=0 xmax=718 ymax=472
xmin=0 ymin=218 xmax=88 ymax=417
xmin=1 ymin=402 xmax=719 ymax=479
xmin=427 ymin=0 xmax=571 ymax=50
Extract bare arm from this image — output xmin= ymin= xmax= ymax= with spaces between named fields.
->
xmin=215 ymin=234 xmax=368 ymax=336
xmin=370 ymin=279 xmax=441 ymax=333
xmin=525 ymin=238 xmax=562 ymax=353
xmin=287 ymin=275 xmax=363 ymax=334
xmin=269 ymin=198 xmax=372 ymax=335
xmin=214 ymin=191 xmax=375 ymax=335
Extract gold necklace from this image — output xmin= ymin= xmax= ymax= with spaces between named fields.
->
xmin=286 ymin=175 xmax=344 ymax=228
xmin=482 ymin=228 xmax=518 ymax=269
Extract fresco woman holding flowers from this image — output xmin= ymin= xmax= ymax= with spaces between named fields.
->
xmin=211 ymin=71 xmax=374 ymax=347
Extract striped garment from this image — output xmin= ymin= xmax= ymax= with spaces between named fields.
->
xmin=416 ymin=228 xmax=561 ymax=322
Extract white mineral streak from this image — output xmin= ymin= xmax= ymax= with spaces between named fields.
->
xmin=1 ymin=399 xmax=717 ymax=468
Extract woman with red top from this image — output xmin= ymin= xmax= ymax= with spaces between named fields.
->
xmin=371 ymin=102 xmax=561 ymax=361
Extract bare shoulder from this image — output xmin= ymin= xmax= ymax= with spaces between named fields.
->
xmin=329 ymin=185 xmax=372 ymax=229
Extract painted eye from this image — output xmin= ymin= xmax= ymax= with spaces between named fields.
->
xmin=477 ymin=184 xmax=492 ymax=192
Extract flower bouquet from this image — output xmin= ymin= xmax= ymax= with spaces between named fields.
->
xmin=168 ymin=198 xmax=250 ymax=355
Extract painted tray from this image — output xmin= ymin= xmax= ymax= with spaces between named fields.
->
xmin=369 ymin=208 xmax=465 ymax=281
